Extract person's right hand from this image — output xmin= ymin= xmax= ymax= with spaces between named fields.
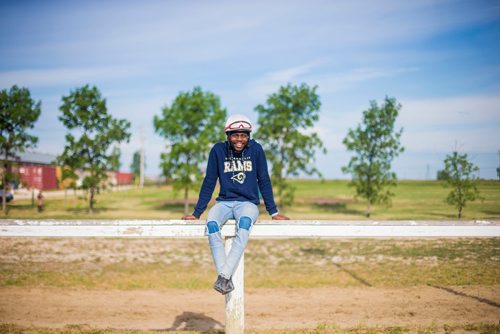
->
xmin=182 ymin=214 xmax=198 ymax=220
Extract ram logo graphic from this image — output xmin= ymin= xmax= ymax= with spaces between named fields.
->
xmin=231 ymin=172 xmax=246 ymax=184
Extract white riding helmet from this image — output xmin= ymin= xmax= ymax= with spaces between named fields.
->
xmin=224 ymin=114 xmax=253 ymax=133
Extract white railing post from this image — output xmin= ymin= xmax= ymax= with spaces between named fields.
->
xmin=224 ymin=237 xmax=244 ymax=334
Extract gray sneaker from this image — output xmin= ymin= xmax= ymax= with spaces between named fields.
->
xmin=224 ymin=278 xmax=235 ymax=295
xmin=214 ymin=275 xmax=235 ymax=295
xmin=214 ymin=275 xmax=226 ymax=294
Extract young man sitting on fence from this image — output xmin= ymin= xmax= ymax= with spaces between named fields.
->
xmin=182 ymin=114 xmax=289 ymax=295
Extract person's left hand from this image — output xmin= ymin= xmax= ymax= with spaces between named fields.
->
xmin=272 ymin=214 xmax=290 ymax=220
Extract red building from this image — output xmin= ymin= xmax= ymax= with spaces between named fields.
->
xmin=15 ymin=152 xmax=58 ymax=190
xmin=18 ymin=164 xmax=58 ymax=190
xmin=8 ymin=152 xmax=134 ymax=190
xmin=116 ymin=172 xmax=134 ymax=185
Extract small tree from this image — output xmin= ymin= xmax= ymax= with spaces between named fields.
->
xmin=107 ymin=146 xmax=121 ymax=189
xmin=59 ymin=165 xmax=79 ymax=208
xmin=436 ymin=169 xmax=450 ymax=181
xmin=58 ymin=85 xmax=131 ymax=213
xmin=255 ymin=83 xmax=326 ymax=208
xmin=441 ymin=151 xmax=482 ymax=219
xmin=342 ymin=96 xmax=404 ymax=218
xmin=0 ymin=85 xmax=41 ymax=214
xmin=109 ymin=146 xmax=121 ymax=172
xmin=153 ymin=86 xmax=226 ymax=214
xmin=130 ymin=150 xmax=145 ymax=184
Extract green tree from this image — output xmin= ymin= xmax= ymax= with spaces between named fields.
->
xmin=436 ymin=169 xmax=450 ymax=181
xmin=442 ymin=151 xmax=482 ymax=219
xmin=58 ymin=85 xmax=131 ymax=213
xmin=0 ymin=85 xmax=41 ymax=214
xmin=109 ymin=146 xmax=121 ymax=172
xmin=154 ymin=86 xmax=227 ymax=214
xmin=130 ymin=150 xmax=144 ymax=181
xmin=255 ymin=83 xmax=326 ymax=208
xmin=342 ymin=96 xmax=404 ymax=218
xmin=58 ymin=165 xmax=79 ymax=208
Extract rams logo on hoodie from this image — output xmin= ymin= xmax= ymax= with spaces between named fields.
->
xmin=224 ymin=160 xmax=252 ymax=173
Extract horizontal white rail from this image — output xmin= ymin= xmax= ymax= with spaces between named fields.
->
xmin=1 ymin=219 xmax=499 ymax=237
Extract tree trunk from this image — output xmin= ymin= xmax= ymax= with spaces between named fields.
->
xmin=458 ymin=206 xmax=462 ymax=219
xmin=366 ymin=201 xmax=371 ymax=218
xmin=89 ymin=187 xmax=95 ymax=214
xmin=184 ymin=186 xmax=189 ymax=215
xmin=2 ymin=184 xmax=6 ymax=215
xmin=2 ymin=158 xmax=7 ymax=215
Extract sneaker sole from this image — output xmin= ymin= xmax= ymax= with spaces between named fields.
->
xmin=214 ymin=285 xmax=225 ymax=294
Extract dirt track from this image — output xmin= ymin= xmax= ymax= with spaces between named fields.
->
xmin=1 ymin=286 xmax=499 ymax=331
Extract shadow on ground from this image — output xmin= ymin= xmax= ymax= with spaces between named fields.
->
xmin=156 ymin=311 xmax=224 ymax=332
xmin=480 ymin=210 xmax=500 ymax=217
xmin=312 ymin=202 xmax=364 ymax=215
xmin=429 ymin=285 xmax=500 ymax=308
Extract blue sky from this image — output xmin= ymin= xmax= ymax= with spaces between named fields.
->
xmin=1 ymin=0 xmax=499 ymax=179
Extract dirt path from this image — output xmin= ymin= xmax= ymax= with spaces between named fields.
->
xmin=1 ymin=286 xmax=499 ymax=331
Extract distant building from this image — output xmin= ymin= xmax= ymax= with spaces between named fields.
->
xmin=115 ymin=172 xmax=134 ymax=185
xmin=14 ymin=152 xmax=58 ymax=190
xmin=5 ymin=151 xmax=134 ymax=190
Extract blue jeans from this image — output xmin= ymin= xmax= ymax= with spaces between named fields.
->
xmin=206 ymin=201 xmax=259 ymax=279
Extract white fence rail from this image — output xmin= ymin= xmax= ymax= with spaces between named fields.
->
xmin=1 ymin=219 xmax=499 ymax=238
xmin=1 ymin=219 xmax=499 ymax=333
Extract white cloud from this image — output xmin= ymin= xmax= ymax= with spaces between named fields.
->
xmin=396 ymin=95 xmax=500 ymax=152
xmin=313 ymin=67 xmax=419 ymax=94
xmin=245 ymin=59 xmax=329 ymax=98
xmin=402 ymin=127 xmax=500 ymax=153
xmin=316 ymin=95 xmax=500 ymax=154
xmin=400 ymin=95 xmax=500 ymax=126
xmin=246 ymin=64 xmax=419 ymax=101
xmin=0 ymin=66 xmax=144 ymax=88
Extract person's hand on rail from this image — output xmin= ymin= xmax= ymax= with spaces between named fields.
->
xmin=182 ymin=214 xmax=198 ymax=220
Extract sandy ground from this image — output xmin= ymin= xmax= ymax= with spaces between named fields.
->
xmin=1 ymin=286 xmax=499 ymax=331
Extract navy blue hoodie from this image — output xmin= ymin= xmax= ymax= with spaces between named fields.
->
xmin=193 ymin=139 xmax=278 ymax=218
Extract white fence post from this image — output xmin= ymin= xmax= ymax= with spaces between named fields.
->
xmin=224 ymin=237 xmax=244 ymax=334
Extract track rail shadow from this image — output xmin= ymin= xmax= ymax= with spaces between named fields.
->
xmin=430 ymin=285 xmax=500 ymax=308
xmin=333 ymin=262 xmax=373 ymax=287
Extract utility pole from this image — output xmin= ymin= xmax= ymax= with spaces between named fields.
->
xmin=139 ymin=127 xmax=145 ymax=189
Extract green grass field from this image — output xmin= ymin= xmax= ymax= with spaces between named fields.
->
xmin=4 ymin=180 xmax=500 ymax=220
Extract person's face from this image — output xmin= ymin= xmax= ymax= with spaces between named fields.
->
xmin=229 ymin=132 xmax=249 ymax=152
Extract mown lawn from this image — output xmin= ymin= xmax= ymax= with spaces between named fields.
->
xmin=3 ymin=180 xmax=500 ymax=220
